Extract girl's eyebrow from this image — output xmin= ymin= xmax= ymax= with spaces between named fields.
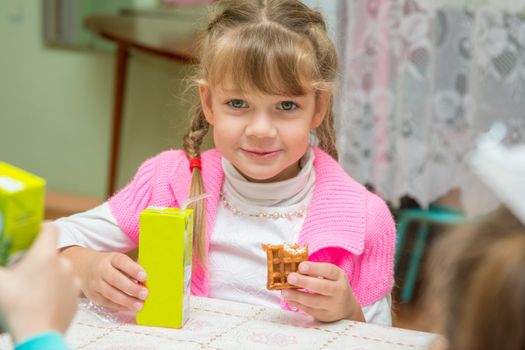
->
xmin=219 ymin=88 xmax=243 ymax=94
xmin=278 ymin=94 xmax=308 ymax=99
xmin=218 ymin=87 xmax=308 ymax=99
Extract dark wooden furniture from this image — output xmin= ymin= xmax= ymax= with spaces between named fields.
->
xmin=85 ymin=8 xmax=205 ymax=196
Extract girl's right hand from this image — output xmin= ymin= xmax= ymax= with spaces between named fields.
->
xmin=61 ymin=245 xmax=148 ymax=312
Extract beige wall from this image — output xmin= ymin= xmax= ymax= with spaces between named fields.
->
xmin=0 ymin=0 xmax=200 ymax=199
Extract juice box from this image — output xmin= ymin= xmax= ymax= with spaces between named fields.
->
xmin=0 ymin=162 xmax=45 ymax=265
xmin=136 ymin=207 xmax=194 ymax=328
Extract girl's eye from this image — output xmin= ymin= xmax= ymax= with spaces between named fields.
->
xmin=227 ymin=99 xmax=247 ymax=109
xmin=277 ymin=101 xmax=298 ymax=111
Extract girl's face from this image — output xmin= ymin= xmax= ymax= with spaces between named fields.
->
xmin=199 ymin=83 xmax=328 ymax=183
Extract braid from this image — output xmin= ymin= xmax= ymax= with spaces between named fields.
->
xmin=183 ymin=108 xmax=210 ymax=158
xmin=182 ymin=107 xmax=210 ymax=265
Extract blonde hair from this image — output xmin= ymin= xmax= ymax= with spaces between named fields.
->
xmin=182 ymin=0 xmax=339 ymax=264
xmin=422 ymin=207 xmax=525 ymax=350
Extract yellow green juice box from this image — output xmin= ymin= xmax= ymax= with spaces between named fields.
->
xmin=0 ymin=162 xmax=45 ymax=265
xmin=136 ymin=207 xmax=194 ymax=329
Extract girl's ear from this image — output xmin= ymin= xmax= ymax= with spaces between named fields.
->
xmin=199 ymin=83 xmax=215 ymax=125
xmin=310 ymin=91 xmax=330 ymax=129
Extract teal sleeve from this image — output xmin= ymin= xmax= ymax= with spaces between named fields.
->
xmin=15 ymin=331 xmax=69 ymax=350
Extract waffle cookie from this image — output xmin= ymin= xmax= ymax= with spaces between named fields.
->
xmin=262 ymin=243 xmax=308 ymax=290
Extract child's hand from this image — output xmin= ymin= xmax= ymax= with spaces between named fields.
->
xmin=281 ymin=261 xmax=365 ymax=323
xmin=62 ymin=246 xmax=148 ymax=312
xmin=0 ymin=225 xmax=79 ymax=343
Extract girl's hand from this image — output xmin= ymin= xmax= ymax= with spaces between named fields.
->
xmin=281 ymin=261 xmax=365 ymax=323
xmin=61 ymin=246 xmax=148 ymax=312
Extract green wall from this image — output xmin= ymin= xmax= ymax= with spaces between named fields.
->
xmin=0 ymin=0 xmax=203 ymax=199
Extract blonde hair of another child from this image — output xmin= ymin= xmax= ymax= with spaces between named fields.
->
xmin=422 ymin=207 xmax=525 ymax=350
xmin=182 ymin=0 xmax=339 ymax=264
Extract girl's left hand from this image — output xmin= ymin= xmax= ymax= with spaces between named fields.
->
xmin=281 ymin=261 xmax=365 ymax=323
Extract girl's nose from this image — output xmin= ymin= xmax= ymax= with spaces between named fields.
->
xmin=245 ymin=112 xmax=277 ymax=138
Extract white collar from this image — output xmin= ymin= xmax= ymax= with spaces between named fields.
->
xmin=221 ymin=148 xmax=315 ymax=207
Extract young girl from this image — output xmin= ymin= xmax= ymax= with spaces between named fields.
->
xmin=55 ymin=0 xmax=395 ymax=325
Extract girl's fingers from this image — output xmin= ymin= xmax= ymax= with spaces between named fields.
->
xmin=281 ymin=289 xmax=329 ymax=310
xmin=110 ymin=253 xmax=147 ymax=282
xmin=297 ymin=262 xmax=341 ymax=281
xmin=103 ymin=268 xmax=148 ymax=301
xmin=91 ymin=291 xmax=130 ymax=312
xmin=286 ymin=301 xmax=321 ymax=320
xmin=287 ymin=272 xmax=337 ymax=296
xmin=98 ymin=280 xmax=144 ymax=312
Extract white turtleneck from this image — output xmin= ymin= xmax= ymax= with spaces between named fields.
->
xmin=208 ymin=148 xmax=315 ymax=308
xmin=54 ymin=148 xmax=391 ymax=325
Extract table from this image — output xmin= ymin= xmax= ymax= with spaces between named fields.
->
xmin=85 ymin=7 xmax=206 ymax=197
xmin=0 ymin=297 xmax=437 ymax=349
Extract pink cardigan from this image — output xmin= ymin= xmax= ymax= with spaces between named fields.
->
xmin=109 ymin=148 xmax=395 ymax=307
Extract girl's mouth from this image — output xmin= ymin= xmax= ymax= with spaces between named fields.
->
xmin=242 ymin=148 xmax=281 ymax=159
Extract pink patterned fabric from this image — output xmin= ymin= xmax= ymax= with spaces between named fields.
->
xmin=109 ymin=148 xmax=395 ymax=306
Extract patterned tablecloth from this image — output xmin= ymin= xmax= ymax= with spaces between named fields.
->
xmin=0 ymin=296 xmax=437 ymax=349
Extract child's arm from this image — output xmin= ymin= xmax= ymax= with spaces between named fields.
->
xmin=55 ymin=203 xmax=135 ymax=253
xmin=280 ymin=261 xmax=365 ymax=323
xmin=60 ymin=244 xmax=148 ymax=312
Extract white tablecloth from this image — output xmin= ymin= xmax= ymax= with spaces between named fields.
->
xmin=0 ymin=296 xmax=437 ymax=349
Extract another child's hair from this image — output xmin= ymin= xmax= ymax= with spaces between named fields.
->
xmin=422 ymin=207 xmax=525 ymax=350
xmin=182 ymin=0 xmax=339 ymax=264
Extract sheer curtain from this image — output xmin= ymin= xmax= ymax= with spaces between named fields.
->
xmin=335 ymin=0 xmax=525 ymax=215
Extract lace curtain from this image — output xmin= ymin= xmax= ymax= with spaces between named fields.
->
xmin=335 ymin=0 xmax=525 ymax=215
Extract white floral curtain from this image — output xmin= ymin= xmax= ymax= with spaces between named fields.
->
xmin=335 ymin=0 xmax=525 ymax=215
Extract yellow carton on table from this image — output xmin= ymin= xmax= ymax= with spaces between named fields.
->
xmin=0 ymin=162 xmax=45 ymax=264
xmin=136 ymin=207 xmax=194 ymax=329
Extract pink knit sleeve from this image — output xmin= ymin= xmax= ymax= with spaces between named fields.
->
xmin=351 ymin=193 xmax=396 ymax=305
xmin=108 ymin=151 xmax=183 ymax=244
xmin=309 ymin=193 xmax=395 ymax=307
